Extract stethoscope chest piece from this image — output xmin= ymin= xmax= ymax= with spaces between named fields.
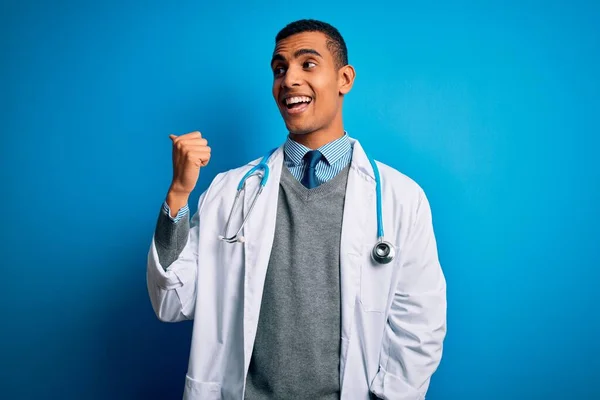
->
xmin=371 ymin=239 xmax=395 ymax=264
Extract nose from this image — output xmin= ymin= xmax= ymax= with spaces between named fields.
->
xmin=280 ymin=65 xmax=301 ymax=89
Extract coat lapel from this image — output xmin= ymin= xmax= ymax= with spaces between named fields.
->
xmin=339 ymin=139 xmax=376 ymax=387
xmin=241 ymin=145 xmax=284 ymax=375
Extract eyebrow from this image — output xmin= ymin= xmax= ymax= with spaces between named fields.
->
xmin=271 ymin=48 xmax=323 ymax=67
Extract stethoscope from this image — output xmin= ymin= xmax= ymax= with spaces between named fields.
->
xmin=218 ymin=148 xmax=396 ymax=264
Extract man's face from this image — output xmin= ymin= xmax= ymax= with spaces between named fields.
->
xmin=271 ymin=31 xmax=344 ymax=135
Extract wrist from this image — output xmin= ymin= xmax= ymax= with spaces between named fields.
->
xmin=166 ymin=189 xmax=190 ymax=212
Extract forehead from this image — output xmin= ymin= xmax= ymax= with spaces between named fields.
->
xmin=273 ymin=31 xmax=332 ymax=60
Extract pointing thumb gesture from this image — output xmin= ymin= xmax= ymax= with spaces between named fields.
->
xmin=168 ymin=131 xmax=212 ymax=196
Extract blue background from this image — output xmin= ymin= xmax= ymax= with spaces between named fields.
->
xmin=1 ymin=0 xmax=599 ymax=399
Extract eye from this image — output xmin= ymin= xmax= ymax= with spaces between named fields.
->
xmin=303 ymin=61 xmax=317 ymax=69
xmin=273 ymin=66 xmax=286 ymax=76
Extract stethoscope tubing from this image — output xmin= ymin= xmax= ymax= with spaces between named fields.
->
xmin=219 ymin=147 xmax=395 ymax=264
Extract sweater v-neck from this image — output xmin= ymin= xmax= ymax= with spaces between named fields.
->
xmin=279 ymin=162 xmax=351 ymax=202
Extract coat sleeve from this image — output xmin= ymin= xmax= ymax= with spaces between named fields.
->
xmin=370 ymin=188 xmax=447 ymax=399
xmin=146 ymin=188 xmax=208 ymax=323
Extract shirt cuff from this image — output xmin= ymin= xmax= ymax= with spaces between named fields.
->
xmin=162 ymin=201 xmax=189 ymax=223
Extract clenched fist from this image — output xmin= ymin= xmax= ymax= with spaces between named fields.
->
xmin=168 ymin=131 xmax=211 ymax=196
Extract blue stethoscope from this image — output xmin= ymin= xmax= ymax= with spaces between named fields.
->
xmin=218 ymin=148 xmax=396 ymax=264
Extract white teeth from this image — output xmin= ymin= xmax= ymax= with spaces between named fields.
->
xmin=285 ymin=96 xmax=312 ymax=105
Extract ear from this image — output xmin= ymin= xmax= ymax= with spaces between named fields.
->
xmin=338 ymin=64 xmax=356 ymax=95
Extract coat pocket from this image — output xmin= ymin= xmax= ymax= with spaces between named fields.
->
xmin=359 ymin=245 xmax=395 ymax=313
xmin=183 ymin=375 xmax=221 ymax=400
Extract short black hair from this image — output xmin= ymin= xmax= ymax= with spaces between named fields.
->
xmin=275 ymin=19 xmax=348 ymax=69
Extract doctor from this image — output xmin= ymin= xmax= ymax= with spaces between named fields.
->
xmin=147 ymin=19 xmax=446 ymax=400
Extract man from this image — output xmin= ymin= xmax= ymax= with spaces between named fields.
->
xmin=147 ymin=19 xmax=446 ymax=400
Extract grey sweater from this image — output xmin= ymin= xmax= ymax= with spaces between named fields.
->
xmin=154 ymin=206 xmax=189 ymax=268
xmin=154 ymin=164 xmax=350 ymax=399
xmin=244 ymin=164 xmax=349 ymax=399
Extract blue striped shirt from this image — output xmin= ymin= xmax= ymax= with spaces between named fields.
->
xmin=163 ymin=133 xmax=353 ymax=223
xmin=283 ymin=133 xmax=353 ymax=186
xmin=162 ymin=201 xmax=189 ymax=223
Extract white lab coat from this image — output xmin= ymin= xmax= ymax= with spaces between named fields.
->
xmin=147 ymin=138 xmax=446 ymax=400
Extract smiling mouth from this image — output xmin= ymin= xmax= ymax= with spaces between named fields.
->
xmin=282 ymin=95 xmax=313 ymax=115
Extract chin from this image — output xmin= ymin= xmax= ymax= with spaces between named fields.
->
xmin=285 ymin=123 xmax=314 ymax=136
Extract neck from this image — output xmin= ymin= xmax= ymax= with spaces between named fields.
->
xmin=289 ymin=119 xmax=345 ymax=150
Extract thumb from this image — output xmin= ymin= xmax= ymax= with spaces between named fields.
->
xmin=169 ymin=134 xmax=177 ymax=141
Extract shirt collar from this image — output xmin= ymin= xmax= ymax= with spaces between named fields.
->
xmin=284 ymin=132 xmax=352 ymax=166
